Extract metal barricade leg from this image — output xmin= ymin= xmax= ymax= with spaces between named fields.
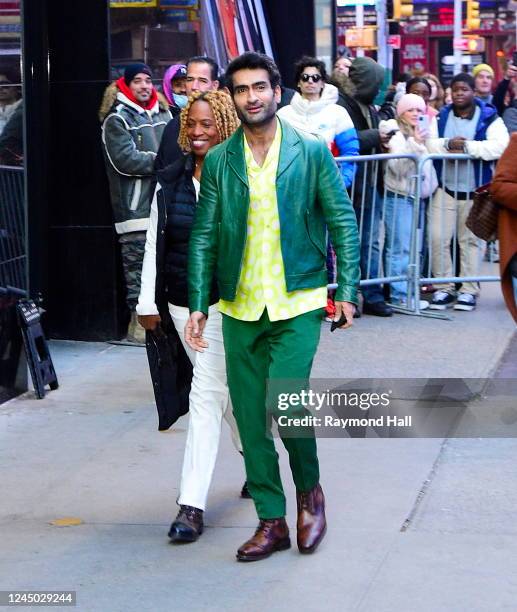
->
xmin=457 ymin=196 xmax=481 ymax=296
xmin=428 ymin=188 xmax=457 ymax=294
xmin=359 ymin=188 xmax=384 ymax=305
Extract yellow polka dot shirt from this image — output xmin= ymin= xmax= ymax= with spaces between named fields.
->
xmin=218 ymin=121 xmax=327 ymax=322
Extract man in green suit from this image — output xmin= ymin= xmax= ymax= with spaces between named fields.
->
xmin=186 ymin=52 xmax=360 ymax=562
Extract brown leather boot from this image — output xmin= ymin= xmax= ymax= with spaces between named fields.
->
xmin=296 ymin=483 xmax=327 ymax=554
xmin=236 ymin=518 xmax=291 ymax=562
xmin=168 ymin=505 xmax=204 ymax=543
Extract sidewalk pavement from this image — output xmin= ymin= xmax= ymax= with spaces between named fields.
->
xmin=1 ymin=278 xmax=516 ymax=612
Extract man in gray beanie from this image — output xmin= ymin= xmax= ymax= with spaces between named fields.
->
xmin=99 ymin=64 xmax=171 ymax=343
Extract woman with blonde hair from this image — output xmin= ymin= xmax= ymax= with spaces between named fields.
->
xmin=137 ymin=90 xmax=246 ymax=544
xmin=424 ymin=73 xmax=445 ymax=111
xmin=380 ymin=93 xmax=438 ymax=308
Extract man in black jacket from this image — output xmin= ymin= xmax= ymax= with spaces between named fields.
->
xmin=340 ymin=57 xmax=393 ymax=317
xmin=155 ymin=56 xmax=219 ymax=172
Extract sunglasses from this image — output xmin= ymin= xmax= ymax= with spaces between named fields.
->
xmin=300 ymin=73 xmax=322 ymax=83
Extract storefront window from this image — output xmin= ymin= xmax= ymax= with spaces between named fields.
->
xmin=109 ymin=1 xmax=274 ymax=81
xmin=315 ymin=0 xmax=333 ymax=70
xmin=109 ymin=0 xmax=200 ymax=82
xmin=0 ymin=0 xmax=26 ymax=401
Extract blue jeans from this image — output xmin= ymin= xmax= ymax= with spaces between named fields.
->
xmin=513 ymin=276 xmax=517 ymax=307
xmin=356 ymin=190 xmax=383 ymax=304
xmin=383 ymin=192 xmax=415 ymax=304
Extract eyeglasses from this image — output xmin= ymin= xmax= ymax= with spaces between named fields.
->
xmin=300 ymin=73 xmax=322 ymax=83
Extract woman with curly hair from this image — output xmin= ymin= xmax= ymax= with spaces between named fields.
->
xmin=137 ymin=90 xmax=246 ymax=544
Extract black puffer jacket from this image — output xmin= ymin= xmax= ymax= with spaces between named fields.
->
xmin=155 ymin=115 xmax=182 ymax=173
xmin=339 ymin=58 xmax=387 ymax=202
xmin=155 ymin=154 xmax=219 ymax=309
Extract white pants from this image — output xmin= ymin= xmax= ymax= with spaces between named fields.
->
xmin=169 ymin=303 xmax=242 ymax=510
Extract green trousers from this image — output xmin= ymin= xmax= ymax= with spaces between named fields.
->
xmin=222 ymin=308 xmax=323 ymax=519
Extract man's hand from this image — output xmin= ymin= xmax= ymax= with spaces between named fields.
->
xmin=379 ymin=132 xmax=392 ymax=149
xmin=448 ymin=136 xmax=467 ymax=152
xmin=137 ymin=314 xmax=161 ymax=331
xmin=333 ymin=301 xmax=356 ymax=330
xmin=185 ymin=311 xmax=209 ymax=352
xmin=505 ymin=64 xmax=517 ymax=81
xmin=414 ymin=125 xmax=427 ymax=144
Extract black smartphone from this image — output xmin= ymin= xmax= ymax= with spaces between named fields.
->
xmin=513 ymin=51 xmax=517 ymax=66
xmin=330 ymin=312 xmax=347 ymax=332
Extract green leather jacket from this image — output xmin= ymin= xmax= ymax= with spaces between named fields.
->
xmin=188 ymin=118 xmax=360 ymax=315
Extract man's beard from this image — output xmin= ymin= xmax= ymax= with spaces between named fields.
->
xmin=136 ymin=92 xmax=152 ymax=103
xmin=236 ymin=100 xmax=277 ymax=128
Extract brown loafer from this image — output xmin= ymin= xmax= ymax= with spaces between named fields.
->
xmin=296 ymin=483 xmax=327 ymax=554
xmin=236 ymin=518 xmax=291 ymax=562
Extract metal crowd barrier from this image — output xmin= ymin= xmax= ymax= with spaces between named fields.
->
xmin=335 ymin=153 xmax=421 ymax=315
xmin=335 ymin=153 xmax=500 ymax=319
xmin=413 ymin=154 xmax=499 ymax=318
xmin=0 ymin=165 xmax=26 ymax=297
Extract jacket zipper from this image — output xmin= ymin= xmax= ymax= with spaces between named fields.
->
xmin=130 ymin=178 xmax=142 ymax=211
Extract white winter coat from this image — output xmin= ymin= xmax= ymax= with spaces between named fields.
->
xmin=277 ymin=84 xmax=354 ymax=147
xmin=277 ymin=84 xmax=359 ymax=186
xmin=382 ymin=126 xmax=438 ymax=199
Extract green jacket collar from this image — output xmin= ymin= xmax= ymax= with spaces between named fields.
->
xmin=225 ymin=117 xmax=302 ymax=187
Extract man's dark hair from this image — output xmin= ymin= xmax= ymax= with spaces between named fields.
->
xmin=293 ymin=56 xmax=328 ymax=85
xmin=0 ymin=68 xmax=18 ymax=84
xmin=406 ymin=76 xmax=432 ymax=95
xmin=450 ymin=72 xmax=475 ymax=91
xmin=186 ymin=56 xmax=219 ymax=82
xmin=224 ymin=52 xmax=281 ymax=94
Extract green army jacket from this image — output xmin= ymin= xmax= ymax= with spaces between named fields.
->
xmin=188 ymin=118 xmax=360 ymax=315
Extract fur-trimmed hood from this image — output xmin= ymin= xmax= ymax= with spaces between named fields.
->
xmin=98 ymin=81 xmax=169 ymax=122
xmin=330 ymin=71 xmax=355 ymax=97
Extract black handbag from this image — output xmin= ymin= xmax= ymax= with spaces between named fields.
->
xmin=145 ymin=321 xmax=192 ymax=431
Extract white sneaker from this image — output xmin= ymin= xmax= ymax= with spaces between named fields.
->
xmin=454 ymin=293 xmax=476 ymax=311
xmin=392 ymin=299 xmax=429 ymax=310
